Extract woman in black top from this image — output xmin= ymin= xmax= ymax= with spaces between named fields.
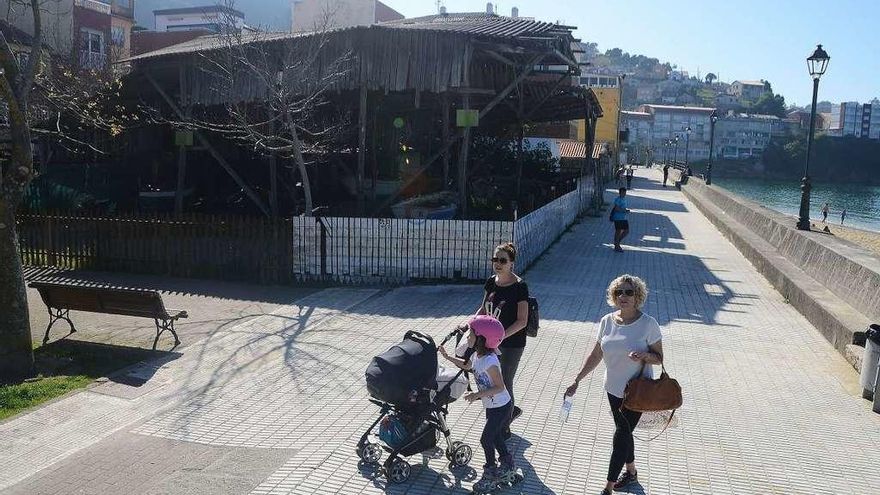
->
xmin=477 ymin=242 xmax=529 ymax=428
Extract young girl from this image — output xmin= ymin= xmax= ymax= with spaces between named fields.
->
xmin=440 ymin=315 xmax=516 ymax=492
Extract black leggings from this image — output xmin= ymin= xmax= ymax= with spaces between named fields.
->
xmin=481 ymin=402 xmax=512 ymax=466
xmin=607 ymin=393 xmax=642 ymax=482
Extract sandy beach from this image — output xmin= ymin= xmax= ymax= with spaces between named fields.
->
xmin=816 ymin=221 xmax=880 ymax=257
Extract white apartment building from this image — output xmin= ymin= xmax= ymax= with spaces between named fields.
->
xmin=153 ymin=5 xmax=244 ymax=33
xmin=637 ymin=104 xmax=715 ymax=161
xmin=828 ymin=99 xmax=880 ymax=139
xmin=715 ymin=113 xmax=787 ymax=159
xmin=290 ymin=0 xmax=402 ymax=32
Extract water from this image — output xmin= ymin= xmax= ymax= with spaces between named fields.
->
xmin=712 ymin=177 xmax=880 ymax=232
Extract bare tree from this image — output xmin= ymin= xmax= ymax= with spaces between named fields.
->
xmin=0 ymin=0 xmax=131 ymax=379
xmin=151 ymin=4 xmax=352 ymax=217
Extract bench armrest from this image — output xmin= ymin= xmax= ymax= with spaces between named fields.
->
xmin=166 ymin=310 xmax=188 ymax=320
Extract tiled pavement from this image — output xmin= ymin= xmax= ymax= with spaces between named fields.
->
xmin=3 ymin=169 xmax=880 ymax=495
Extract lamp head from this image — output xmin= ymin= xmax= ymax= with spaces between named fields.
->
xmin=807 ymin=44 xmax=830 ymax=80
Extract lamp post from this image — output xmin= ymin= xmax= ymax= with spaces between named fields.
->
xmin=796 ymin=44 xmax=830 ymax=231
xmin=672 ymin=136 xmax=680 ymax=167
xmin=616 ymin=73 xmax=627 ymax=167
xmin=683 ymin=125 xmax=692 ymax=169
xmin=706 ymin=110 xmax=718 ymax=185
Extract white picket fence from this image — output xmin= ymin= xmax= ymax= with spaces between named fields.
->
xmin=292 ymin=176 xmax=595 ymax=284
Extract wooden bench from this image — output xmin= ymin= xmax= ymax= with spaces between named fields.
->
xmin=29 ymin=282 xmax=187 ymax=349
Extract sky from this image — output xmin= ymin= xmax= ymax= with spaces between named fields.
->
xmin=381 ymin=0 xmax=880 ymax=107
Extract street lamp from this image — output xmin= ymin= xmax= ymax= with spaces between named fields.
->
xmin=683 ymin=125 xmax=692 ymax=170
xmin=616 ymin=73 xmax=627 ymax=167
xmin=796 ymin=44 xmax=830 ymax=231
xmin=672 ymin=136 xmax=680 ymax=167
xmin=706 ymin=110 xmax=718 ymax=185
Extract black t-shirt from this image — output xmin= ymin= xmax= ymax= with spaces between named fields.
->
xmin=483 ymin=276 xmax=529 ymax=349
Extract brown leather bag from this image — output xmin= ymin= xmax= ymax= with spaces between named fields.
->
xmin=623 ymin=362 xmax=683 ymax=412
xmin=621 ymin=362 xmax=683 ymax=441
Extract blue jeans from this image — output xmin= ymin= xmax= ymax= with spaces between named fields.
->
xmin=481 ymin=402 xmax=513 ymax=466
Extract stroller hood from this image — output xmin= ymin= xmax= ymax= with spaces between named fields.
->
xmin=366 ymin=331 xmax=438 ymax=406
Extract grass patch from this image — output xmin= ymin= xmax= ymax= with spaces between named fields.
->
xmin=0 ymin=340 xmax=157 ymax=421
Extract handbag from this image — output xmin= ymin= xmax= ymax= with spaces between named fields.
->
xmin=623 ymin=362 xmax=682 ymax=412
xmin=621 ymin=362 xmax=682 ymax=441
xmin=525 ymin=296 xmax=540 ymax=337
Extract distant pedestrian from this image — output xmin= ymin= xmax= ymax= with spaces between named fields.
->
xmin=625 ymin=166 xmax=634 ymax=189
xmin=611 ymin=187 xmax=630 ymax=252
xmin=565 ymin=274 xmax=664 ymax=495
xmin=822 ymin=203 xmax=829 ymax=223
xmin=662 ymin=164 xmax=669 ymax=187
xmin=841 ymin=208 xmax=847 ymax=225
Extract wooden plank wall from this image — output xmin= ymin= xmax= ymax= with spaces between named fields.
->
xmin=16 ymin=212 xmax=294 ymax=285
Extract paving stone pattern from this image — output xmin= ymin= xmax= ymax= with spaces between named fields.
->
xmin=3 ymin=169 xmax=879 ymax=495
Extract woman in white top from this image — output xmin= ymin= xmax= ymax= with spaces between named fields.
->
xmin=565 ymin=275 xmax=664 ymax=495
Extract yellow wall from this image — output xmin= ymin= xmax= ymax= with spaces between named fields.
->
xmin=576 ymin=87 xmax=620 ymax=150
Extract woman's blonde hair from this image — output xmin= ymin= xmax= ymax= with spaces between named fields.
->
xmin=606 ymin=274 xmax=648 ymax=308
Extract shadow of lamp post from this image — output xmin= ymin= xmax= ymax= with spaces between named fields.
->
xmin=706 ymin=110 xmax=718 ymax=185
xmin=797 ymin=44 xmax=830 ymax=231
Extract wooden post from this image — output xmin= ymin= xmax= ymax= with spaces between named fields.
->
xmin=175 ymin=66 xmax=189 ymax=215
xmin=269 ymin=153 xmax=278 ymax=217
xmin=357 ymin=84 xmax=368 ymax=214
xmin=441 ymin=93 xmax=450 ymax=189
xmin=515 ymin=83 xmax=524 ymax=200
xmin=458 ymin=46 xmax=473 ymax=217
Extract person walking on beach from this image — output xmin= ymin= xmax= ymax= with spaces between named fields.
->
xmin=662 ymin=164 xmax=669 ymax=187
xmin=841 ymin=208 xmax=847 ymax=225
xmin=564 ymin=275 xmax=664 ymax=495
xmin=611 ymin=188 xmax=631 ymax=252
xmin=822 ymin=203 xmax=830 ymax=223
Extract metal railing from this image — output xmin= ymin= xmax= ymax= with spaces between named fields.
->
xmin=79 ymin=51 xmax=107 ymax=71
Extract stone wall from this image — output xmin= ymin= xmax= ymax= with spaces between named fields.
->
xmin=679 ymin=173 xmax=876 ymax=352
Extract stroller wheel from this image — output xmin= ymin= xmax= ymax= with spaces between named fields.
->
xmin=357 ymin=442 xmax=382 ymax=464
xmin=386 ymin=457 xmax=411 ymax=484
xmin=450 ymin=442 xmax=473 ymax=467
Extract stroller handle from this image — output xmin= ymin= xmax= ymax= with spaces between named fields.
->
xmin=439 ymin=324 xmax=467 ymax=347
xmin=404 ymin=330 xmax=435 ymax=347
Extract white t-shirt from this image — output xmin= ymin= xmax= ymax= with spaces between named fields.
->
xmin=596 ymin=312 xmax=663 ymax=398
xmin=471 ymin=353 xmax=511 ymax=409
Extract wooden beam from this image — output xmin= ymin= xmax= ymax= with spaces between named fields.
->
xmin=269 ymin=152 xmax=278 ymax=217
xmin=175 ymin=66 xmax=189 ymax=215
xmin=441 ymin=92 xmax=450 ymax=189
xmin=458 ymin=45 xmax=473 ymax=217
xmin=480 ymin=49 xmax=516 ymax=67
xmin=523 ymin=70 xmax=573 ymax=121
xmin=145 ymin=72 xmax=270 ymax=217
xmin=478 ymin=53 xmax=547 ymax=120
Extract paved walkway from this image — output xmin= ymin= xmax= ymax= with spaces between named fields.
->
xmin=3 ymin=169 xmax=879 ymax=495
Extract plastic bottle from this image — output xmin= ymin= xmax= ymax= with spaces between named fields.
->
xmin=559 ymin=394 xmax=573 ymax=423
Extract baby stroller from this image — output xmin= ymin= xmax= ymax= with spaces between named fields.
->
xmin=357 ymin=329 xmax=472 ymax=483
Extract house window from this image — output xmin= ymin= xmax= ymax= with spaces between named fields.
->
xmin=82 ymin=30 xmax=104 ymax=54
xmin=111 ymin=26 xmax=125 ymax=46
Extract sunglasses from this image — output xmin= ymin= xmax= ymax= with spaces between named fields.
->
xmin=614 ymin=289 xmax=636 ymax=297
xmin=491 ymin=257 xmax=510 ymax=264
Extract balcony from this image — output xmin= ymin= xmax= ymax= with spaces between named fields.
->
xmin=79 ymin=50 xmax=106 ymax=70
xmin=111 ymin=0 xmax=134 ymax=19
xmin=74 ymin=0 xmax=111 ymax=15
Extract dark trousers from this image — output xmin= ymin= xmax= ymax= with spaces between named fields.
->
xmin=481 ymin=402 xmax=513 ymax=466
xmin=499 ymin=346 xmax=524 ymax=408
xmin=607 ymin=393 xmax=642 ymax=482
